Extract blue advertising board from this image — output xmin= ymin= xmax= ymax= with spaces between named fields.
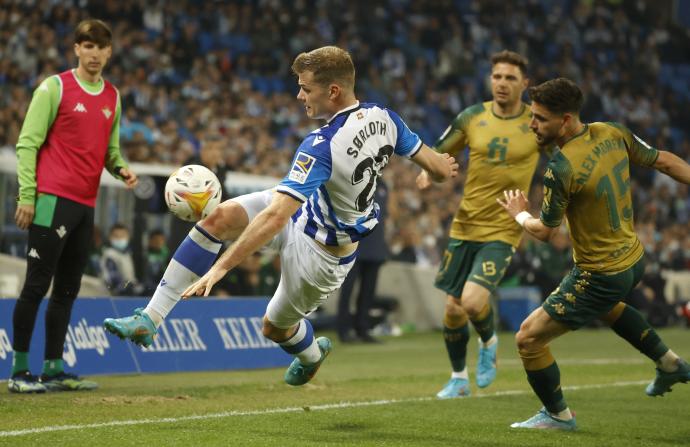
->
xmin=0 ymin=297 xmax=291 ymax=376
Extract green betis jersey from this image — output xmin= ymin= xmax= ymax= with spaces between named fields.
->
xmin=435 ymin=101 xmax=542 ymax=247
xmin=540 ymin=122 xmax=659 ymax=273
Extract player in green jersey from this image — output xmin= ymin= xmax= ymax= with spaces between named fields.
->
xmin=499 ymin=77 xmax=690 ymax=431
xmin=418 ymin=51 xmax=549 ymax=398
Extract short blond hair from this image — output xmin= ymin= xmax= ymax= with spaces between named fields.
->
xmin=291 ymin=46 xmax=355 ymax=90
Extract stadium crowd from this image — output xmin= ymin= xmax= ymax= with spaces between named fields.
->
xmin=1 ymin=0 xmax=689 ymax=320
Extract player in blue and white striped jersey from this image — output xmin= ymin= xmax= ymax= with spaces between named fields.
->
xmin=105 ymin=46 xmax=458 ymax=386
xmin=277 ymin=101 xmax=421 ymax=247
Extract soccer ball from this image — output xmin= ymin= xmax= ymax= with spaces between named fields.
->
xmin=164 ymin=165 xmax=222 ymax=222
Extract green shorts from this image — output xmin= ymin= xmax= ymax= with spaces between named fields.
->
xmin=434 ymin=238 xmax=515 ymax=297
xmin=543 ymin=256 xmax=646 ymax=330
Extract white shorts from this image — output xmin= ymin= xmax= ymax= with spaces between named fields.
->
xmin=231 ymin=189 xmax=356 ymax=328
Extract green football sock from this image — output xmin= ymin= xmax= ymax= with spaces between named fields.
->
xmin=610 ymin=305 xmax=668 ymax=361
xmin=471 ymin=305 xmax=495 ymax=343
xmin=42 ymin=359 xmax=64 ymax=377
xmin=526 ymin=361 xmax=567 ymax=414
xmin=443 ymin=324 xmax=470 ymax=372
xmin=12 ymin=351 xmax=30 ymax=375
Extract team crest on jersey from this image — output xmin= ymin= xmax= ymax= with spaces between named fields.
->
xmin=288 ymin=152 xmax=316 ymax=184
xmin=102 ymin=107 xmax=112 ymax=119
xmin=356 ymin=111 xmax=364 ymax=119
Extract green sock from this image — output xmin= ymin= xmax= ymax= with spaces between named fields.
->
xmin=443 ymin=324 xmax=470 ymax=372
xmin=12 ymin=351 xmax=30 ymax=375
xmin=42 ymin=359 xmax=64 ymax=377
xmin=526 ymin=361 xmax=567 ymax=414
xmin=471 ymin=306 xmax=495 ymax=343
xmin=610 ymin=305 xmax=669 ymax=361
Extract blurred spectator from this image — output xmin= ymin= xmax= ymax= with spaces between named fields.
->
xmin=101 ymin=223 xmax=143 ymax=296
xmin=142 ymin=229 xmax=169 ymax=294
xmin=214 ymin=252 xmax=261 ymax=296
xmin=525 ymin=227 xmax=572 ymax=298
xmin=627 ymin=281 xmax=675 ymax=328
xmin=1 ymin=0 xmax=689 ymax=304
xmin=84 ymin=225 xmax=104 ymax=277
xmin=257 ymin=252 xmax=281 ymax=297
xmin=390 ymin=224 xmax=421 ymax=264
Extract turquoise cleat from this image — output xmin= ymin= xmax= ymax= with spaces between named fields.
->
xmin=510 ymin=408 xmax=577 ymax=431
xmin=436 ymin=377 xmax=471 ymax=399
xmin=646 ymin=359 xmax=690 ymax=397
xmin=104 ymin=307 xmax=157 ymax=347
xmin=476 ymin=339 xmax=497 ymax=388
xmin=284 ymin=337 xmax=332 ymax=386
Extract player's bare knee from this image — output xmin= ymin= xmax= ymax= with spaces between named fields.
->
xmin=261 ymin=319 xmax=276 ymax=340
xmin=460 ymin=300 xmax=484 ymax=319
xmin=444 ymin=297 xmax=468 ymax=328
xmin=444 ymin=297 xmax=463 ymax=316
xmin=515 ymin=327 xmax=541 ymax=353
xmin=199 ymin=201 xmax=247 ymax=240
xmin=261 ymin=317 xmax=291 ymax=342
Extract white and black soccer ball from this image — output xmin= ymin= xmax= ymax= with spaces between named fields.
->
xmin=164 ymin=164 xmax=222 ymax=222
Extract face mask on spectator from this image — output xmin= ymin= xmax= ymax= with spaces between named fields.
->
xmin=110 ymin=238 xmax=129 ymax=251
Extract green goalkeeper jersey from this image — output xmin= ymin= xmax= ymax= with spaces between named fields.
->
xmin=434 ymin=101 xmax=543 ymax=247
xmin=540 ymin=122 xmax=659 ymax=273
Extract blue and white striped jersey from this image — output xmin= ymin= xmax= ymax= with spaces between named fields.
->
xmin=277 ymin=102 xmax=422 ymax=246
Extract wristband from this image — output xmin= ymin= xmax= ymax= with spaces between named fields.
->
xmin=515 ymin=211 xmax=532 ymax=227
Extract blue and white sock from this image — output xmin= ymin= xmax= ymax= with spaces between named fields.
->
xmin=145 ymin=225 xmax=222 ymax=326
xmin=278 ymin=319 xmax=322 ymax=364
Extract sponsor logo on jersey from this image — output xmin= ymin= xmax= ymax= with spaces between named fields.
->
xmin=356 ymin=111 xmax=364 ymax=119
xmin=73 ymin=102 xmax=87 ymax=113
xmin=28 ymin=248 xmax=40 ymax=259
xmin=478 ymin=120 xmax=488 ymax=127
xmin=288 ymin=152 xmax=316 ymax=184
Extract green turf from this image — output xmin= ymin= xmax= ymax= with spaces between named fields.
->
xmin=0 ymin=328 xmax=688 ymax=446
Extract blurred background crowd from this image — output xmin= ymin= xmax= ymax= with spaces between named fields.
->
xmin=1 ymin=0 xmax=689 ymax=325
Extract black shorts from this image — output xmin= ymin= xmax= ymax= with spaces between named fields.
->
xmin=24 ymin=194 xmax=95 ymax=293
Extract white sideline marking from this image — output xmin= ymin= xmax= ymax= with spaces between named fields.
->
xmin=0 ymin=380 xmax=648 ymax=438
xmin=500 ymin=358 xmax=646 ymax=366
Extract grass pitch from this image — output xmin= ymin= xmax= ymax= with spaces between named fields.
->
xmin=1 ymin=328 xmax=688 ymax=446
